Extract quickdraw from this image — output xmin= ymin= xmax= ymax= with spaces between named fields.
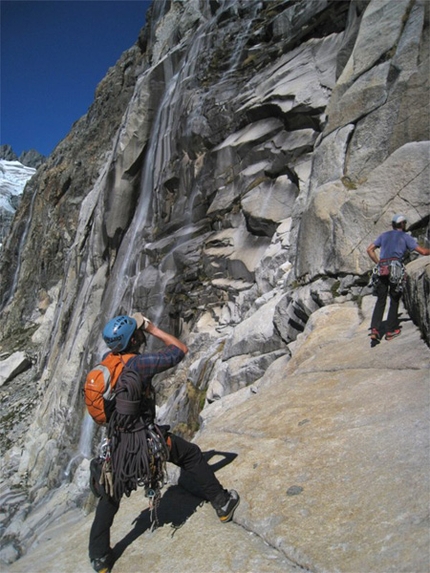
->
xmin=100 ymin=438 xmax=111 ymax=460
xmin=145 ymin=486 xmax=162 ymax=531
xmin=144 ymin=425 xmax=169 ymax=529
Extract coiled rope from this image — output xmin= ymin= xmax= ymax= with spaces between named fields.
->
xmin=107 ymin=368 xmax=169 ymax=503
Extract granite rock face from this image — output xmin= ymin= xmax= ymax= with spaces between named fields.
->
xmin=0 ymin=0 xmax=428 ymax=569
xmin=403 ymin=257 xmax=430 ymax=345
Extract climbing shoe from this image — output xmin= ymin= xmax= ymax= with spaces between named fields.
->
xmin=385 ymin=329 xmax=401 ymax=341
xmin=213 ymin=489 xmax=240 ymax=523
xmin=369 ymin=328 xmax=380 ymax=341
xmin=91 ymin=552 xmax=114 ymax=573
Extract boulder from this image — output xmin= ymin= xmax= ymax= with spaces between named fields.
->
xmin=242 ymin=176 xmax=298 ymax=237
xmin=0 ymin=352 xmax=32 ymax=387
xmin=206 ymin=349 xmax=286 ymax=402
xmin=222 ymin=292 xmax=285 ymax=359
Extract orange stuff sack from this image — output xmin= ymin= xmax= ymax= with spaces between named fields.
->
xmin=84 ymin=353 xmax=135 ymax=424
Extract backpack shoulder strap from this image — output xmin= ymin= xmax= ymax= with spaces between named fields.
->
xmin=100 ymin=352 xmax=136 ymax=389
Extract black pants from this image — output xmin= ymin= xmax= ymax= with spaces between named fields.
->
xmin=89 ymin=433 xmax=224 ymax=560
xmin=371 ymin=276 xmax=401 ymax=333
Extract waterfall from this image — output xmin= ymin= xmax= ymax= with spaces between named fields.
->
xmin=77 ymin=411 xmax=95 ymax=459
xmin=97 ymin=0 xmax=262 ymax=329
xmin=49 ymin=0 xmax=264 ymax=481
xmin=219 ymin=1 xmax=261 ymax=81
xmin=103 ymin=4 xmax=233 ymax=320
xmin=102 ymin=71 xmax=181 ymax=319
xmin=64 ymin=412 xmax=95 ymax=477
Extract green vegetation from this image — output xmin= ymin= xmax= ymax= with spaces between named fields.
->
xmin=330 ymin=280 xmax=341 ymax=298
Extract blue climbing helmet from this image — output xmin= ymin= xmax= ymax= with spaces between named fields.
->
xmin=102 ymin=315 xmax=137 ymax=352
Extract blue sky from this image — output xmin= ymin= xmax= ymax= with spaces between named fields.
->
xmin=1 ymin=0 xmax=152 ymax=157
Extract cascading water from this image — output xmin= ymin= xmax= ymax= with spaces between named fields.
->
xmin=63 ymin=70 xmax=187 ymax=476
xmin=101 ymin=71 xmax=181 ymax=320
xmin=103 ymin=0 xmax=260 ymax=322
xmin=64 ymin=412 xmax=95 ymax=477
xmin=73 ymin=0 xmax=263 ymax=461
xmin=102 ymin=3 xmax=242 ymax=319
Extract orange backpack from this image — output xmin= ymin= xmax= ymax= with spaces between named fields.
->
xmin=84 ymin=353 xmax=135 ymax=424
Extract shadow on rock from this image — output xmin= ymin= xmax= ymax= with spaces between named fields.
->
xmin=112 ymin=450 xmax=238 ymax=562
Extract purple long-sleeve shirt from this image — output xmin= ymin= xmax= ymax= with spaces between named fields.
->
xmin=374 ymin=230 xmax=417 ymax=260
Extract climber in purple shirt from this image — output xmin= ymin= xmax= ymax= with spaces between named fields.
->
xmin=366 ymin=214 xmax=429 ymax=343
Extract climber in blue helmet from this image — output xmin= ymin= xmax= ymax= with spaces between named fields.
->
xmin=366 ymin=214 xmax=429 ymax=343
xmin=89 ymin=312 xmax=240 ymax=573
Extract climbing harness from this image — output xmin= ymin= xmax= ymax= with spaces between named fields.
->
xmin=371 ymin=257 xmax=406 ymax=294
xmin=369 ymin=266 xmax=380 ymax=294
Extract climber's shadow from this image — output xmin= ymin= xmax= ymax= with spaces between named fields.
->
xmin=112 ymin=450 xmax=237 ymax=562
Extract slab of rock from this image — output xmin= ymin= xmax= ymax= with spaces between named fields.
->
xmin=0 ymin=352 xmax=32 ymax=387
xmin=5 ymin=297 xmax=429 ymax=573
xmin=203 ymin=217 xmax=271 ymax=282
xmin=242 ymin=176 xmax=298 ymax=237
xmin=326 ymin=0 xmax=412 ymax=134
xmin=5 ymin=491 xmax=301 ymax=572
xmin=195 ymin=297 xmax=430 ymax=573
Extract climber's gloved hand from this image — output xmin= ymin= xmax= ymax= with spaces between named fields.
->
xmin=99 ymin=459 xmax=114 ymax=498
xmin=131 ymin=312 xmax=151 ymax=331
